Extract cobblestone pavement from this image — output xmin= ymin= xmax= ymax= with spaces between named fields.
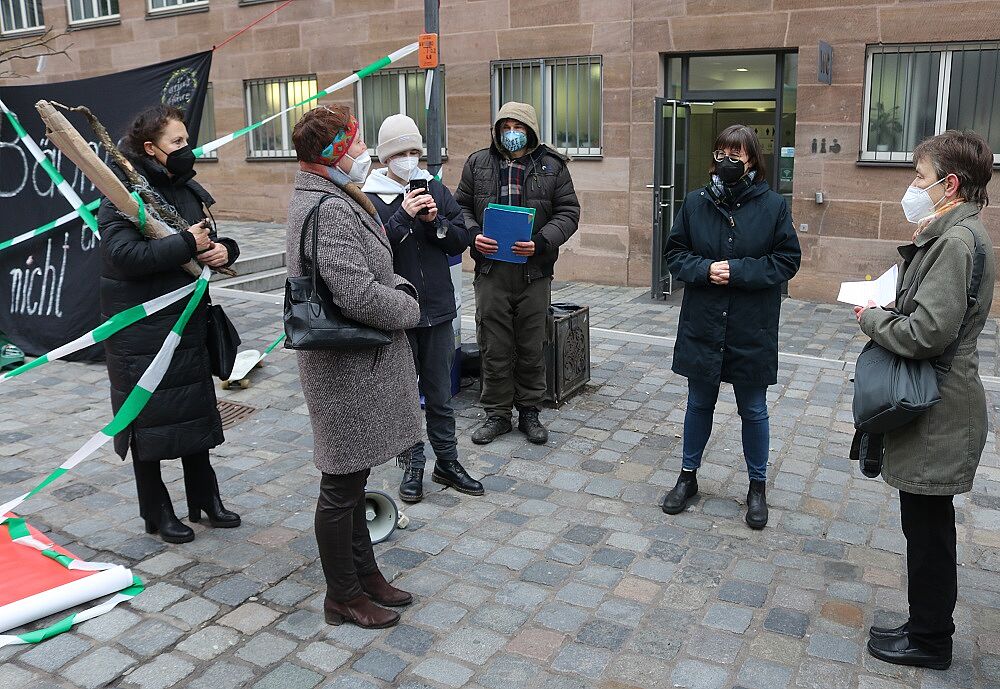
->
xmin=1 ymin=227 xmax=999 ymax=688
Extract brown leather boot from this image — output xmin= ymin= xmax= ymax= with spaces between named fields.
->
xmin=359 ymin=570 xmax=413 ymax=607
xmin=323 ymin=594 xmax=400 ymax=629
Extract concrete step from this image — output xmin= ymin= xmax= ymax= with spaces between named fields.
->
xmin=211 ymin=250 xmax=286 ymax=281
xmin=213 ymin=267 xmax=287 ymax=293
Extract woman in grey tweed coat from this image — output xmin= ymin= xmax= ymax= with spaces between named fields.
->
xmin=287 ymin=105 xmax=421 ymax=629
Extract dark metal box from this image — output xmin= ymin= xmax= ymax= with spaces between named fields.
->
xmin=544 ymin=303 xmax=590 ymax=406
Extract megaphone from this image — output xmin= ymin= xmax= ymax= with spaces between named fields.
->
xmin=364 ymin=490 xmax=399 ymax=544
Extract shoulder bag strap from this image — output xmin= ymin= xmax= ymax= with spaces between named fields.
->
xmin=934 ymin=225 xmax=986 ymax=375
xmin=300 ymin=194 xmax=336 ymax=301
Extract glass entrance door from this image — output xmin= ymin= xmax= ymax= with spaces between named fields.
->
xmin=652 ymin=52 xmax=798 ymax=298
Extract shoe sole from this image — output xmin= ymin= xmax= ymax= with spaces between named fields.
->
xmin=431 ymin=474 xmax=486 ymax=496
xmin=398 ymin=493 xmax=424 ymax=504
xmin=866 ymin=640 xmax=951 ymax=670
xmin=662 ymin=489 xmax=697 ymax=515
xmin=471 ymin=428 xmax=511 ymax=445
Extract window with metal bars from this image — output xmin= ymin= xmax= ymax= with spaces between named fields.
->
xmin=863 ymin=42 xmax=1000 ymax=164
xmin=196 ymin=83 xmax=217 ymax=161
xmin=67 ymin=0 xmax=118 ymax=25
xmin=148 ymin=0 xmax=206 ymax=14
xmin=243 ymin=75 xmax=318 ymax=160
xmin=491 ymin=56 xmax=603 ymax=157
xmin=355 ymin=66 xmax=447 ymax=159
xmin=1 ymin=0 xmax=43 ymax=34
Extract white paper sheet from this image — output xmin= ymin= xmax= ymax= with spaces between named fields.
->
xmin=837 ymin=265 xmax=898 ymax=307
xmin=0 ymin=566 xmax=133 ymax=634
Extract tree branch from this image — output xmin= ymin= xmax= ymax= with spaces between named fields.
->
xmin=0 ymin=28 xmax=71 ymax=79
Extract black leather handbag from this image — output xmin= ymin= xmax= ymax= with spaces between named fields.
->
xmin=283 ymin=194 xmax=391 ymax=350
xmin=852 ymin=227 xmax=985 ymax=435
xmin=206 ymin=302 xmax=241 ymax=379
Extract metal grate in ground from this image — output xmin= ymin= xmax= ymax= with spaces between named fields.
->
xmin=217 ymin=400 xmax=257 ymax=430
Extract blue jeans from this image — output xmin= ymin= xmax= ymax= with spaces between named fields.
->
xmin=681 ymin=378 xmax=769 ymax=481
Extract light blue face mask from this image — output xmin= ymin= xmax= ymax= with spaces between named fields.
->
xmin=502 ymin=130 xmax=527 ymax=153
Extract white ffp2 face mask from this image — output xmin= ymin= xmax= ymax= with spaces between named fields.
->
xmin=900 ymin=177 xmax=946 ymax=223
xmin=388 ymin=155 xmax=420 ymax=180
xmin=343 ymin=150 xmax=372 ymax=184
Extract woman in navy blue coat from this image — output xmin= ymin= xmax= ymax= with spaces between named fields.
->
xmin=661 ymin=125 xmax=801 ymax=529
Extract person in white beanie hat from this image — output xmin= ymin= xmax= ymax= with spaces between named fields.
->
xmin=362 ymin=114 xmax=482 ymax=504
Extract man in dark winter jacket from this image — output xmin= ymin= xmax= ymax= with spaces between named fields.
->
xmin=455 ymin=102 xmax=580 ymax=446
xmin=362 ymin=114 xmax=483 ymax=503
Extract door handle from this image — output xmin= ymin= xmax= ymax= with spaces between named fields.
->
xmin=645 ymin=184 xmax=673 ymax=189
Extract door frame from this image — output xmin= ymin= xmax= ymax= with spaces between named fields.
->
xmin=651 ymin=98 xmax=698 ymax=300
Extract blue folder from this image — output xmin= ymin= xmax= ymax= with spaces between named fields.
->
xmin=483 ymin=204 xmax=535 ymax=264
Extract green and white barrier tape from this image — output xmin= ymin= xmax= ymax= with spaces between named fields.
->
xmin=0 ymin=266 xmax=211 ymax=519
xmin=193 ymin=42 xmax=418 ymax=158
xmin=0 ymin=276 xmax=201 ymax=383
xmin=263 ymin=332 xmax=286 ymax=356
xmin=0 ymin=518 xmax=143 ymax=649
xmin=0 ymin=98 xmax=100 ymax=238
xmin=0 ymin=199 xmax=101 ymax=254
xmin=1 ymin=41 xmax=417 ymax=258
xmin=0 ymin=577 xmax=143 ymax=648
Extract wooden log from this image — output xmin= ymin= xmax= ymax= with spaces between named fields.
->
xmin=34 ymin=100 xmax=211 ymax=278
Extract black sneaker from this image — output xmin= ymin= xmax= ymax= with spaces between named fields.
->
xmin=517 ymin=408 xmax=548 ymax=445
xmin=662 ymin=470 xmax=698 ymax=515
xmin=472 ymin=416 xmax=512 ymax=445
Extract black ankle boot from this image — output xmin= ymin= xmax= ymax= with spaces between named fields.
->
xmin=745 ymin=479 xmax=768 ymax=529
xmin=187 ymin=478 xmax=240 ymax=528
xmin=662 ymin=470 xmax=698 ymax=515
xmin=432 ymin=459 xmax=485 ymax=496
xmin=517 ymin=408 xmax=549 ymax=445
xmin=145 ymin=503 xmax=194 ymax=544
xmin=399 ymin=466 xmax=424 ymax=503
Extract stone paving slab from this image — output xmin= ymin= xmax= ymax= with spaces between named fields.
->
xmin=1 ymin=260 xmax=1000 ymax=687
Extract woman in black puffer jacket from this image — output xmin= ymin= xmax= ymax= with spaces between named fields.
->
xmin=99 ymin=104 xmax=240 ymax=544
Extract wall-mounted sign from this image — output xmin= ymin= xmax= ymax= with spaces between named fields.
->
xmin=818 ymin=42 xmax=833 ymax=85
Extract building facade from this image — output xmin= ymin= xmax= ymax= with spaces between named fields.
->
xmin=2 ymin=0 xmax=999 ymax=302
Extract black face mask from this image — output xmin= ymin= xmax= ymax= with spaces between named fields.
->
xmin=158 ymin=144 xmax=196 ymax=177
xmin=716 ymin=157 xmax=745 ymax=185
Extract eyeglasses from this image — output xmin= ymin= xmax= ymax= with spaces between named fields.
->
xmin=713 ymin=150 xmax=743 ymax=164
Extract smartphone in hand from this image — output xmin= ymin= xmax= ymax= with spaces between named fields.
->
xmin=408 ymin=179 xmax=428 ymax=196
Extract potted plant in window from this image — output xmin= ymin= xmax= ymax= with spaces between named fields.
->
xmin=871 ymin=102 xmax=902 ymax=153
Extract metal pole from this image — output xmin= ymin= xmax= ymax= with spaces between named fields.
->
xmin=424 ymin=0 xmax=442 ymax=177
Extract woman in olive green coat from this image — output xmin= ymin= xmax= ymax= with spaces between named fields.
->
xmin=855 ymin=130 xmax=995 ymax=671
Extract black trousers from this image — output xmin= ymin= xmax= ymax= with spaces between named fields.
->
xmin=899 ymin=490 xmax=957 ymax=656
xmin=407 ymin=321 xmax=457 ymax=469
xmin=315 ymin=469 xmax=378 ymax=602
xmin=474 ymin=263 xmax=551 ymax=418
xmin=131 ymin=450 xmax=216 ymax=518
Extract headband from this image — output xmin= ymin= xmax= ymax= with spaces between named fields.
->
xmin=318 ymin=114 xmax=359 ymax=166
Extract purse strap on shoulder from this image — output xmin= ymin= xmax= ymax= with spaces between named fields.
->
xmin=933 ymin=225 xmax=987 ymax=375
xmin=299 ymin=194 xmax=337 ymax=300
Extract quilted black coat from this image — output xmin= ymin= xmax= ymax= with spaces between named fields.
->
xmin=99 ymin=156 xmax=238 ymax=462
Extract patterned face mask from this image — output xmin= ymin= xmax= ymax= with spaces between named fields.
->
xmin=502 ymin=130 xmax=527 ymax=152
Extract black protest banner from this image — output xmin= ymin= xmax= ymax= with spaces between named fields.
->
xmin=0 ymin=51 xmax=212 ymax=359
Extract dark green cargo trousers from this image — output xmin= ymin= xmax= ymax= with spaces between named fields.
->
xmin=474 ymin=262 xmax=551 ymax=419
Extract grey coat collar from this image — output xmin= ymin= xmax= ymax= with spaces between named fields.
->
xmin=293 ymin=170 xmax=390 ymax=253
